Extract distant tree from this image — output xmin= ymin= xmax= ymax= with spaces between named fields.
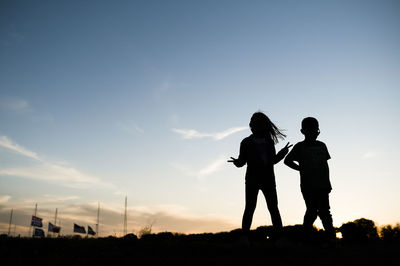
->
xmin=340 ymin=218 xmax=379 ymax=242
xmin=380 ymin=224 xmax=400 ymax=242
xmin=138 ymin=224 xmax=153 ymax=238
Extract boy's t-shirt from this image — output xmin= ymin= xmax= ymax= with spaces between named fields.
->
xmin=286 ymin=140 xmax=331 ymax=192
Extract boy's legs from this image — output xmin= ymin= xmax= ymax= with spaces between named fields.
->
xmin=261 ymin=185 xmax=283 ymax=230
xmin=242 ymin=183 xmax=259 ymax=234
xmin=302 ymin=190 xmax=318 ymax=232
xmin=316 ymin=190 xmax=335 ymax=238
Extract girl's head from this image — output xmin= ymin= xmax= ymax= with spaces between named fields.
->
xmin=249 ymin=112 xmax=286 ymax=143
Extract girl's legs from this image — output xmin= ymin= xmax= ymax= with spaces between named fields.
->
xmin=242 ymin=183 xmax=259 ymax=234
xmin=261 ymin=185 xmax=283 ymax=230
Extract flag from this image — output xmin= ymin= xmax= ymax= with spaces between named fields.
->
xmin=48 ymin=222 xmax=61 ymax=233
xmin=33 ymin=228 xmax=45 ymax=237
xmin=73 ymin=223 xmax=86 ymax=234
xmin=31 ymin=215 xmax=43 ymax=227
xmin=88 ymin=226 xmax=96 ymax=236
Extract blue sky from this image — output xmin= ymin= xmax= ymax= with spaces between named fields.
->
xmin=0 ymin=0 xmax=399 ymax=236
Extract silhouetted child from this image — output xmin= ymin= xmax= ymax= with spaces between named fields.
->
xmin=284 ymin=117 xmax=335 ymax=238
xmin=229 ymin=112 xmax=291 ymax=241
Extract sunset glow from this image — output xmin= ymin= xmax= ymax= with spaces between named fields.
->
xmin=1 ymin=0 xmax=399 ymax=236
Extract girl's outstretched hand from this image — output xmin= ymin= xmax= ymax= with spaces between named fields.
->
xmin=281 ymin=142 xmax=293 ymax=155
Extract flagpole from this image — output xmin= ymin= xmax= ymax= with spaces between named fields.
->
xmin=8 ymin=209 xmax=13 ymax=236
xmin=29 ymin=203 xmax=38 ymax=237
xmin=123 ymin=196 xmax=127 ymax=236
xmin=54 ymin=208 xmax=58 ymax=237
xmin=96 ymin=202 xmax=100 ymax=238
xmin=58 ymin=220 xmax=61 ymax=237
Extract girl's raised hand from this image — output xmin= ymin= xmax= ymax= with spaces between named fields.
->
xmin=281 ymin=142 xmax=293 ymax=154
xmin=227 ymin=157 xmax=237 ymax=163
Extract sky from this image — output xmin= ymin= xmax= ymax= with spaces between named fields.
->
xmin=0 ymin=0 xmax=399 ymax=237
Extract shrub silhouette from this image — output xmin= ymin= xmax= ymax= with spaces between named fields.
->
xmin=138 ymin=225 xmax=153 ymax=238
xmin=123 ymin=233 xmax=138 ymax=241
xmin=340 ymin=218 xmax=379 ymax=242
xmin=380 ymin=224 xmax=400 ymax=242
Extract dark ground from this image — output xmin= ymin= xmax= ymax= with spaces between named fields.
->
xmin=1 ymin=232 xmax=399 ymax=266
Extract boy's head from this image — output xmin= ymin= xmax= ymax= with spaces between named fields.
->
xmin=301 ymin=117 xmax=320 ymax=141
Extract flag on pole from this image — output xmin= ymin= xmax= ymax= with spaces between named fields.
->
xmin=88 ymin=226 xmax=96 ymax=236
xmin=31 ymin=215 xmax=43 ymax=227
xmin=33 ymin=228 xmax=45 ymax=237
xmin=73 ymin=223 xmax=86 ymax=234
xmin=48 ymin=222 xmax=61 ymax=233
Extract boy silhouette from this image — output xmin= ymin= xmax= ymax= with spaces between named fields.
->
xmin=284 ymin=117 xmax=335 ymax=238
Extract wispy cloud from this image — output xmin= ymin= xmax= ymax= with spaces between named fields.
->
xmin=172 ymin=126 xmax=247 ymax=140
xmin=0 ymin=136 xmax=41 ymax=161
xmin=171 ymin=155 xmax=227 ymax=180
xmin=116 ymin=121 xmax=144 ymax=134
xmin=363 ymin=151 xmax=378 ymax=159
xmin=22 ymin=195 xmax=79 ymax=204
xmin=197 ymin=156 xmax=227 ymax=180
xmin=169 ymin=114 xmax=180 ymax=125
xmin=154 ymin=81 xmax=171 ymax=100
xmin=0 ymin=97 xmax=54 ymax=121
xmin=0 ymin=195 xmax=11 ymax=204
xmin=0 ymin=136 xmax=117 ymax=190
xmin=0 ymin=97 xmax=32 ymax=113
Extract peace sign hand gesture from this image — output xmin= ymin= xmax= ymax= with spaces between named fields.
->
xmin=280 ymin=142 xmax=293 ymax=155
xmin=227 ymin=157 xmax=238 ymax=163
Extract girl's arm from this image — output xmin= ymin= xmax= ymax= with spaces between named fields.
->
xmin=274 ymin=142 xmax=292 ymax=164
xmin=228 ymin=140 xmax=247 ymax=167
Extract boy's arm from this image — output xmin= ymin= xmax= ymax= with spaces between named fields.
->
xmin=284 ymin=145 xmax=300 ymax=171
xmin=284 ymin=158 xmax=300 ymax=171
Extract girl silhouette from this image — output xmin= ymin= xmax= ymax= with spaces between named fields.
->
xmin=229 ymin=112 xmax=291 ymax=241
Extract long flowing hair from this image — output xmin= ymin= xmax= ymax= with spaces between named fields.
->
xmin=249 ymin=112 xmax=286 ymax=144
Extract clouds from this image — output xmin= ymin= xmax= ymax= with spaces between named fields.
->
xmin=172 ymin=126 xmax=247 ymax=140
xmin=0 ymin=135 xmax=118 ymax=190
xmin=363 ymin=151 xmax=378 ymax=159
xmin=171 ymin=155 xmax=227 ymax=181
xmin=197 ymin=156 xmax=227 ymax=180
xmin=116 ymin=120 xmax=144 ymax=134
xmin=0 ymin=96 xmax=54 ymax=121
xmin=0 ymin=195 xmax=11 ymax=204
xmin=0 ymin=97 xmax=32 ymax=113
xmin=0 ymin=202 xmax=236 ymax=236
xmin=171 ymin=126 xmax=243 ymax=180
xmin=22 ymin=195 xmax=79 ymax=204
xmin=0 ymin=136 xmax=41 ymax=161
